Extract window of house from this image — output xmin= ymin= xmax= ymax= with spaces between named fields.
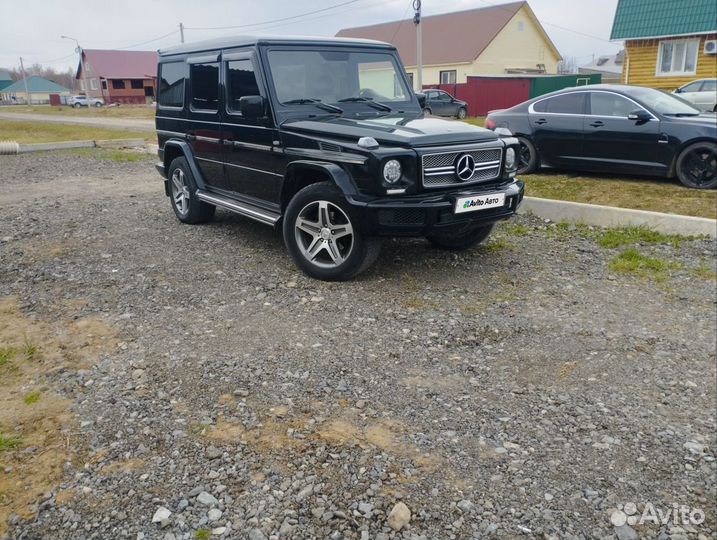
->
xmin=90 ymin=78 xmax=98 ymax=90
xmin=517 ymin=21 xmax=525 ymax=32
xmin=226 ymin=59 xmax=259 ymax=113
xmin=130 ymin=79 xmax=143 ymax=89
xmin=657 ymin=39 xmax=699 ymax=75
xmin=533 ymin=92 xmax=586 ymax=114
xmin=112 ymin=79 xmax=126 ymax=89
xmin=158 ymin=62 xmax=186 ymax=108
xmin=79 ymin=80 xmax=85 ymax=91
xmin=101 ymin=80 xmax=107 ymax=90
xmin=589 ymin=92 xmax=637 ymax=117
xmin=190 ymin=63 xmax=219 ymax=111
xmin=405 ymin=72 xmax=414 ymax=88
xmin=439 ymin=70 xmax=457 ymax=84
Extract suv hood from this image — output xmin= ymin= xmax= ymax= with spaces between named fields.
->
xmin=280 ymin=115 xmax=498 ymax=147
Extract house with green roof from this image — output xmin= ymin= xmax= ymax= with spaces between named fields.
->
xmin=0 ymin=75 xmax=71 ymax=104
xmin=0 ymin=69 xmax=12 ymax=91
xmin=610 ymin=0 xmax=716 ymax=90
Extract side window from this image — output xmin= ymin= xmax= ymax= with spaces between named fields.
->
xmin=227 ymin=59 xmax=260 ymax=113
xmin=590 ymin=93 xmax=638 ymax=117
xmin=534 ymin=93 xmax=585 ymax=114
xmin=702 ymin=80 xmax=716 ymax=92
xmin=190 ymin=62 xmax=219 ymax=111
xmin=436 ymin=92 xmax=451 ymax=101
xmin=158 ymin=62 xmax=185 ymax=108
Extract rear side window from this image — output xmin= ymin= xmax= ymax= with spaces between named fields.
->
xmin=533 ymin=93 xmax=586 ymax=114
xmin=190 ymin=63 xmax=219 ymax=111
xmin=159 ymin=62 xmax=186 ymax=108
xmin=227 ymin=59 xmax=260 ymax=112
xmin=701 ymin=80 xmax=716 ymax=92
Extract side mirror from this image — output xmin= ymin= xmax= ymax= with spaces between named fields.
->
xmin=239 ymin=95 xmax=265 ymax=118
xmin=415 ymin=92 xmax=426 ymax=108
xmin=674 ymin=87 xmax=682 ymax=93
xmin=627 ymin=109 xmax=651 ymax=122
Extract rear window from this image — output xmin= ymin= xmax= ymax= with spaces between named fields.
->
xmin=533 ymin=93 xmax=586 ymax=114
xmin=158 ymin=62 xmax=186 ymax=108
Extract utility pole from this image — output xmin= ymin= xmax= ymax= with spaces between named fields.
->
xmin=179 ymin=22 xmax=185 ymax=44
xmin=413 ymin=0 xmax=422 ymax=91
xmin=62 ymin=36 xmax=91 ymax=99
xmin=19 ymin=57 xmax=31 ymax=105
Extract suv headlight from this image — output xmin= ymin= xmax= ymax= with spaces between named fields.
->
xmin=505 ymin=147 xmax=516 ymax=170
xmin=383 ymin=159 xmax=402 ymax=184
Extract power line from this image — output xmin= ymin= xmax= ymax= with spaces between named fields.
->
xmin=390 ymin=0 xmax=414 ymax=43
xmin=185 ymin=0 xmax=365 ymax=31
xmin=113 ymin=30 xmax=180 ymax=50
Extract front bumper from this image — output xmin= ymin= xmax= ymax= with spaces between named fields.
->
xmin=348 ymin=180 xmax=524 ymax=236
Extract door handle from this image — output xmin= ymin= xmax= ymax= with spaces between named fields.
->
xmin=589 ymin=121 xmax=604 ymax=127
xmin=534 ymin=118 xmax=547 ymax=125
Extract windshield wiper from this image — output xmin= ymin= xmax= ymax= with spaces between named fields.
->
xmin=284 ymin=98 xmax=343 ymax=114
xmin=337 ymin=96 xmax=392 ymax=112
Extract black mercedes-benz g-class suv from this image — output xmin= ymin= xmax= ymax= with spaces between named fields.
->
xmin=155 ymin=35 xmax=524 ymax=280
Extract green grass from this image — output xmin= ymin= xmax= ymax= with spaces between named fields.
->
xmin=523 ymin=171 xmax=716 ymax=219
xmin=0 ymin=346 xmax=15 ymax=367
xmin=500 ymin=223 xmax=531 ymax=236
xmin=8 ymin=104 xmax=155 ymax=119
xmin=598 ymin=225 xmax=700 ymax=249
xmin=22 ymin=338 xmax=37 ymax=361
xmin=609 ymin=248 xmax=682 ymax=280
xmin=64 ymin=147 xmax=152 ymax=163
xmin=461 ymin=116 xmax=486 ymax=127
xmin=23 ymin=391 xmax=40 ymax=405
xmin=195 ymin=529 xmax=211 ymax=540
xmin=0 ymin=120 xmax=151 ymax=144
xmin=691 ymin=260 xmax=717 ymax=280
xmin=545 ymin=221 xmax=599 ymax=241
xmin=0 ymin=433 xmax=21 ymax=452
xmin=484 ymin=237 xmax=509 ymax=252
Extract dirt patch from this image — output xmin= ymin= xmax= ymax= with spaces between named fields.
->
xmin=0 ymin=297 xmax=118 ymax=536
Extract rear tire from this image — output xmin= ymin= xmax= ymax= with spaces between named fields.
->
xmin=675 ymin=141 xmax=717 ymax=189
xmin=283 ymin=182 xmax=381 ymax=281
xmin=168 ymin=157 xmax=215 ymax=223
xmin=516 ymin=136 xmax=539 ymax=174
xmin=73 ymin=103 xmax=81 ymax=108
xmin=426 ymin=223 xmax=495 ymax=251
xmin=424 ymin=107 xmax=432 ymax=116
xmin=94 ymin=102 xmax=102 ymax=107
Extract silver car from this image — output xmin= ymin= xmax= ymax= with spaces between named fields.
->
xmin=68 ymin=95 xmax=105 ymax=108
xmin=673 ymin=79 xmax=716 ymax=112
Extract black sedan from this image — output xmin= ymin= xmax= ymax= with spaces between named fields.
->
xmin=423 ymin=89 xmax=469 ymax=119
xmin=485 ymin=84 xmax=717 ymax=189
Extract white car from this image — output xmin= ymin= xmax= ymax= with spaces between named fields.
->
xmin=68 ymin=95 xmax=105 ymax=108
xmin=673 ymin=79 xmax=716 ymax=112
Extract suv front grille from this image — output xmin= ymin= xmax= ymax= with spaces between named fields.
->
xmin=421 ymin=147 xmax=502 ymax=188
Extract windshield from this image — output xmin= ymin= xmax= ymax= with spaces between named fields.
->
xmin=630 ymin=87 xmax=701 ymax=115
xmin=267 ymin=49 xmax=412 ymax=107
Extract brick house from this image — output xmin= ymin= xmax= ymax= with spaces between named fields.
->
xmin=76 ymin=49 xmax=158 ymax=104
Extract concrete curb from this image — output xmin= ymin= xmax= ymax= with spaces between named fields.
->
xmin=520 ymin=196 xmax=716 ymax=238
xmin=16 ymin=138 xmax=147 ymax=154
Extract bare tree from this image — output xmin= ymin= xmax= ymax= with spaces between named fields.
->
xmin=557 ymin=56 xmax=578 ymax=74
xmin=9 ymin=64 xmax=76 ymax=90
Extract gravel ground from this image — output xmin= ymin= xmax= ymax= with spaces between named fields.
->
xmin=0 ymin=151 xmax=715 ymax=540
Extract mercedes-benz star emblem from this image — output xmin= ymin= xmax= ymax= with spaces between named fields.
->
xmin=455 ymin=154 xmax=475 ymax=181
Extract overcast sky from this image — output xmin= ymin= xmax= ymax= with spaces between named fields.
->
xmin=0 ymin=0 xmax=622 ymax=73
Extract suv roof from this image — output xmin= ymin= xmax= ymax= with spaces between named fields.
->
xmin=158 ymin=34 xmax=393 ymax=57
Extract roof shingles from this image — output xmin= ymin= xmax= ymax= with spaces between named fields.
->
xmin=336 ymin=1 xmax=529 ymax=66
xmin=611 ymin=0 xmax=717 ymax=40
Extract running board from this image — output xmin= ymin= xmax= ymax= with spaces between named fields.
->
xmin=196 ymin=191 xmax=280 ymax=226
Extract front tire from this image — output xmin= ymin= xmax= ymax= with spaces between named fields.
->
xmin=73 ymin=103 xmax=81 ymax=108
xmin=426 ymin=223 xmax=495 ymax=251
xmin=94 ymin=102 xmax=102 ymax=107
xmin=283 ymin=182 xmax=381 ymax=281
xmin=168 ymin=157 xmax=215 ymax=223
xmin=457 ymin=107 xmax=467 ymax=120
xmin=516 ymin=136 xmax=539 ymax=174
xmin=675 ymin=141 xmax=717 ymax=189
xmin=424 ymin=107 xmax=432 ymax=116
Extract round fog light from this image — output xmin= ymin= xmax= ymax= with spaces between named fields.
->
xmin=505 ymin=147 xmax=516 ymax=169
xmin=383 ymin=159 xmax=402 ymax=184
